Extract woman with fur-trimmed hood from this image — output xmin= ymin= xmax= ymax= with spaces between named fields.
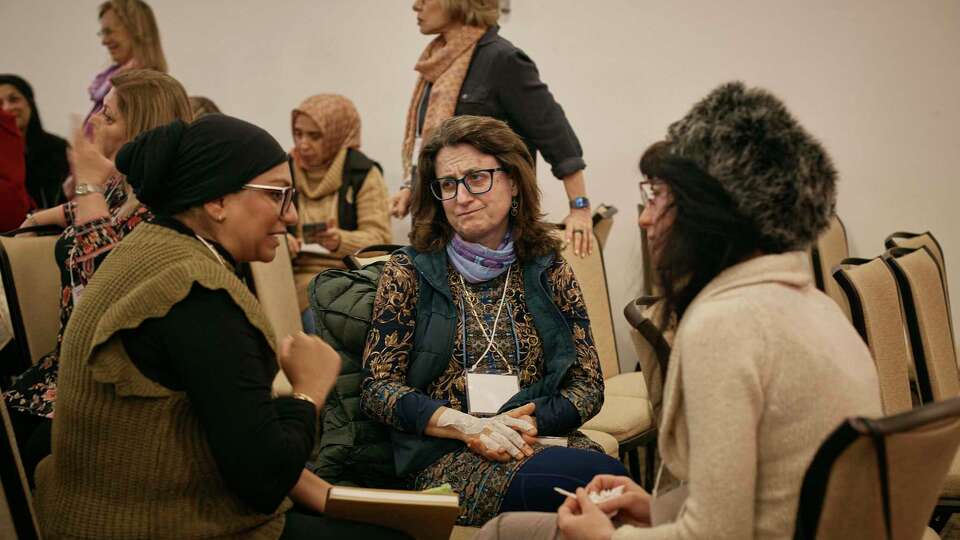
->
xmin=477 ymin=82 xmax=883 ymax=540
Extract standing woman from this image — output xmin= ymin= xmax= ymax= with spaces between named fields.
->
xmin=85 ymin=0 xmax=167 ymax=127
xmin=3 ymin=70 xmax=193 ymax=479
xmin=390 ymin=0 xmax=594 ymax=256
xmin=0 ymin=75 xmax=70 ymax=209
xmin=287 ymin=94 xmax=392 ymax=313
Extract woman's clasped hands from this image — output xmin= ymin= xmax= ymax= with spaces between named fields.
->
xmin=437 ymin=403 xmax=538 ymax=462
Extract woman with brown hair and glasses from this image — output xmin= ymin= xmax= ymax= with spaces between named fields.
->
xmin=361 ymin=115 xmax=623 ymax=527
xmin=3 ymin=69 xmax=193 ymax=481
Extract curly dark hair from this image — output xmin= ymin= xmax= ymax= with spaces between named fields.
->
xmin=410 ymin=115 xmax=561 ymax=260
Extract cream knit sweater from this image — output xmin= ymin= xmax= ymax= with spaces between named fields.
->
xmin=614 ymin=252 xmax=882 ymax=540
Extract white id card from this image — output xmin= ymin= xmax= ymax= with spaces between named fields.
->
xmin=466 ymin=372 xmax=519 ymax=415
xmin=71 ymin=283 xmax=85 ymax=306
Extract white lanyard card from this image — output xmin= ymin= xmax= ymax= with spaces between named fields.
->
xmin=466 ymin=372 xmax=519 ymax=415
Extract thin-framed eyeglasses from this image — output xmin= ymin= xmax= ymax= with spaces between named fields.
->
xmin=638 ymin=180 xmax=662 ymax=207
xmin=431 ymin=168 xmax=505 ymax=201
xmin=242 ymin=184 xmax=297 ymax=217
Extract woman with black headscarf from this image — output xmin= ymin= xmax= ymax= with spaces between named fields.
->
xmin=0 ymin=74 xmax=69 ymax=208
xmin=34 ymin=114 xmax=409 ymax=540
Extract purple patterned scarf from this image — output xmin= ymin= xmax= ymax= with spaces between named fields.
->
xmin=447 ymin=232 xmax=516 ymax=284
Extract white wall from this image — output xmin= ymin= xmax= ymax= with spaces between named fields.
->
xmin=3 ymin=0 xmax=959 ymax=370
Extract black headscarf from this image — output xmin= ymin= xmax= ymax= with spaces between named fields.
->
xmin=116 ymin=114 xmax=288 ymax=215
xmin=0 ymin=74 xmax=69 ymax=208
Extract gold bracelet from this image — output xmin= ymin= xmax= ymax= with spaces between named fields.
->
xmin=291 ymin=392 xmax=317 ymax=408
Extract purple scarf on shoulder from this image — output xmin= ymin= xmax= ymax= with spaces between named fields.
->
xmin=446 ymin=232 xmax=516 ymax=284
xmin=84 ymin=63 xmax=124 ymax=129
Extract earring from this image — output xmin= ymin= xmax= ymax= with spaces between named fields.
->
xmin=216 ymin=214 xmax=226 ymax=223
xmin=510 ymin=198 xmax=519 ymax=217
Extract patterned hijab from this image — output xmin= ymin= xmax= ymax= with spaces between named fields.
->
xmin=290 ymin=94 xmax=361 ymax=179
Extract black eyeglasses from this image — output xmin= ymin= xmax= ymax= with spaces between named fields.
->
xmin=242 ymin=184 xmax=297 ymax=216
xmin=430 ymin=168 xmax=505 ymax=201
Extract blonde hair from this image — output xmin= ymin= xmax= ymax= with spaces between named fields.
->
xmin=110 ymin=69 xmax=192 ymax=141
xmin=441 ymin=0 xmax=500 ymax=27
xmin=99 ymin=0 xmax=168 ymax=72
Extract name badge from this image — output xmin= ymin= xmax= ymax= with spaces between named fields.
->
xmin=466 ymin=372 xmax=519 ymax=415
xmin=71 ymin=284 xmax=85 ymax=306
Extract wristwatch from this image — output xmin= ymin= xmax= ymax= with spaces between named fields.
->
xmin=74 ymin=183 xmax=106 ymax=197
xmin=569 ymin=196 xmax=590 ymax=210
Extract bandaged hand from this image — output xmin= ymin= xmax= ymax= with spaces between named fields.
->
xmin=437 ymin=404 xmax=537 ymax=461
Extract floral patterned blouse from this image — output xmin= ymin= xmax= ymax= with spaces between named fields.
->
xmin=3 ymin=173 xmax=151 ymax=419
xmin=360 ymin=251 xmax=605 ymax=525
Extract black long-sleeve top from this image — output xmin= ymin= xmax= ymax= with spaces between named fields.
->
xmin=455 ymin=26 xmax=587 ymax=180
xmin=118 ymin=218 xmax=315 ymax=514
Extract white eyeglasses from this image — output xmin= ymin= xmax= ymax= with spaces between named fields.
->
xmin=242 ymin=184 xmax=296 ymax=216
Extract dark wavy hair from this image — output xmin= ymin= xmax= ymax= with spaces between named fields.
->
xmin=648 ymin=155 xmax=762 ymax=329
xmin=410 ymin=115 xmax=561 ymax=260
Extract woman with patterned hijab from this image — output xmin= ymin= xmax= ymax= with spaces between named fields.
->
xmin=287 ymin=94 xmax=391 ymax=312
xmin=390 ymin=0 xmax=594 ymax=258
xmin=361 ymin=115 xmax=622 ymax=527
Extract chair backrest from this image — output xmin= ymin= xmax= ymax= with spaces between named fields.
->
xmin=886 ymin=231 xmax=951 ymax=327
xmin=560 ymin=229 xmax=621 ymax=379
xmin=623 ymin=296 xmax=671 ymax=422
xmin=794 ymin=396 xmax=960 ymax=540
xmin=0 ymin=234 xmax=60 ymax=374
xmin=247 ymin=236 xmax=301 ymax=396
xmin=884 ymin=246 xmax=959 ymax=403
xmin=591 ymin=204 xmax=617 ymax=252
xmin=344 ymin=244 xmax=405 ymax=271
xmin=0 ymin=398 xmax=41 ymax=539
xmin=811 ymin=214 xmax=850 ymax=319
xmin=832 ymin=257 xmax=914 ymax=414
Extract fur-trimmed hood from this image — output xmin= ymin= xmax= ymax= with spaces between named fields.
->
xmin=667 ymin=81 xmax=836 ymax=252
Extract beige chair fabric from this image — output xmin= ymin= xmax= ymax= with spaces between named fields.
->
xmin=248 ymin=236 xmax=302 ymax=396
xmin=811 ymin=214 xmax=851 ymax=319
xmin=796 ymin=397 xmax=960 ymax=540
xmin=885 ymin=247 xmax=959 ymax=403
xmin=560 ymin=229 xmax=655 ymax=438
xmin=832 ymin=258 xmax=914 ymax=414
xmin=886 ymin=231 xmax=951 ymax=327
xmin=0 ymin=235 xmax=60 ymax=369
xmin=579 ymin=429 xmax=619 ymax=457
xmin=560 ymin=230 xmax=620 ymax=381
xmin=623 ymin=296 xmax=671 ymax=425
xmin=1 ymin=396 xmax=41 ymax=539
xmin=885 ymin=247 xmax=960 ymax=509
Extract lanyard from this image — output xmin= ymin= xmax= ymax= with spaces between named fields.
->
xmin=458 ymin=266 xmax=520 ymax=374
